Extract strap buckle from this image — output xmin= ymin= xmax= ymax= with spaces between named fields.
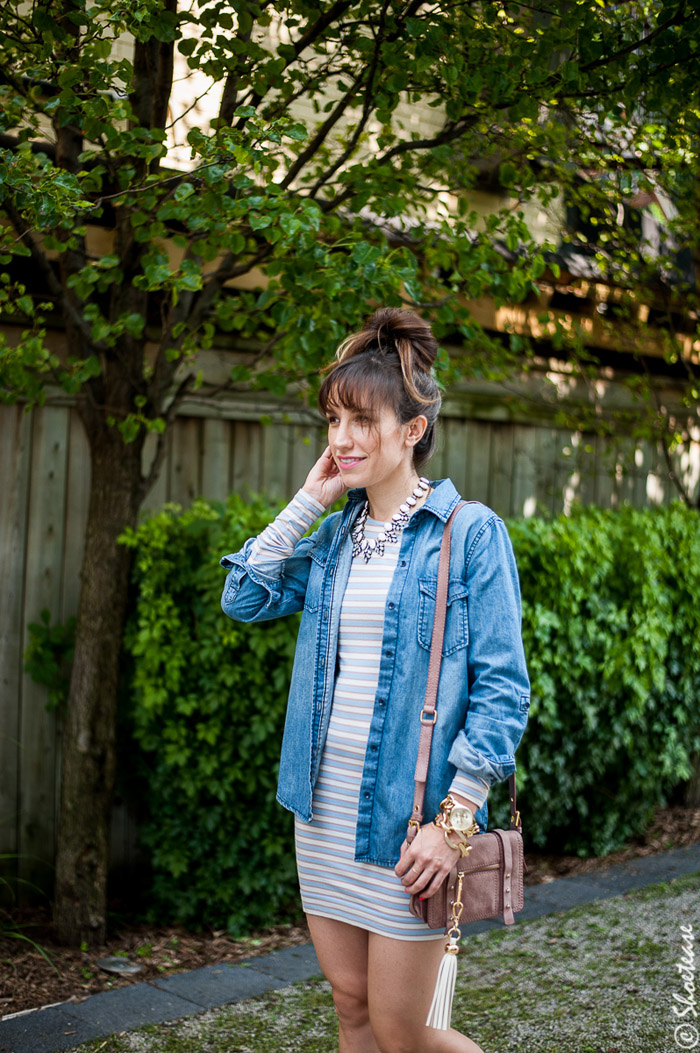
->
xmin=420 ymin=709 xmax=437 ymax=725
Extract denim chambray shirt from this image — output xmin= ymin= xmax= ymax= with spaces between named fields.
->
xmin=220 ymin=478 xmax=530 ymax=868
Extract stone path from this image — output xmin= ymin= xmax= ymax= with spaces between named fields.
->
xmin=2 ymin=843 xmax=699 ymax=1053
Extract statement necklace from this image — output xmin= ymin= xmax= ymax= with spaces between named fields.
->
xmin=351 ymin=476 xmax=430 ymax=562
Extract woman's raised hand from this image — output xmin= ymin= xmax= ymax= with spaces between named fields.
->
xmin=303 ymin=447 xmax=348 ymax=509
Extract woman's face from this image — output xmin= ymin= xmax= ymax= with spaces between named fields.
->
xmin=326 ymin=401 xmax=423 ymax=489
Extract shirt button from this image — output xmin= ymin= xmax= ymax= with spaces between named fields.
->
xmin=370 ymin=744 xmax=378 ymax=751
xmin=377 ymin=698 xmax=385 ymax=706
xmin=401 ymin=560 xmax=406 ymax=567
xmin=388 ymin=602 xmax=395 ymax=610
xmin=323 ymin=609 xmax=328 ymax=621
xmin=364 ymin=791 xmax=371 ymax=799
xmin=385 ymin=649 xmax=393 ymax=657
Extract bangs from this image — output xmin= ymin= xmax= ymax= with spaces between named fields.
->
xmin=317 ymin=353 xmax=400 ymax=420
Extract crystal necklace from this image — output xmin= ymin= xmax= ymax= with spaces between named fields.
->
xmin=351 ymin=476 xmax=430 ymax=562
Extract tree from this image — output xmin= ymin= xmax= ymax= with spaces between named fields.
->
xmin=1 ymin=0 xmax=699 ymax=945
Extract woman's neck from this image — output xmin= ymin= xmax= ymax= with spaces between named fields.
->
xmin=365 ymin=469 xmax=428 ymax=523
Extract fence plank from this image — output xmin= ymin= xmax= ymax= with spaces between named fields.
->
xmin=488 ymin=426 xmax=514 ymax=517
xmin=260 ymin=421 xmax=291 ymax=500
xmin=201 ymin=418 xmax=231 ymax=502
xmin=170 ymin=418 xmax=201 ymax=506
xmin=141 ymin=430 xmax=170 ymax=516
xmin=288 ymin=422 xmax=322 ymax=496
xmin=511 ymin=424 xmax=539 ymax=518
xmin=534 ymin=426 xmax=563 ymax=516
xmin=18 ymin=407 xmax=69 ymax=895
xmin=0 ymin=406 xmax=32 ymax=873
xmin=62 ymin=415 xmax=91 ymax=622
xmin=463 ymin=421 xmax=492 ymax=505
xmin=231 ymin=420 xmax=262 ymax=495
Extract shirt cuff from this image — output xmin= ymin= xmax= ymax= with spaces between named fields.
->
xmin=449 ymin=772 xmax=489 ymax=810
xmin=248 ymin=489 xmax=324 ymax=567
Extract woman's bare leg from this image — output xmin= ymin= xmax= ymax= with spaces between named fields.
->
xmin=367 ymin=933 xmax=486 ymax=1053
xmin=306 ymin=914 xmax=381 ymax=1053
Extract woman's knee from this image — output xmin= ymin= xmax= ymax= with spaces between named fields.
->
xmin=331 ymin=983 xmax=370 ymax=1030
xmin=373 ymin=1030 xmax=427 ymax=1053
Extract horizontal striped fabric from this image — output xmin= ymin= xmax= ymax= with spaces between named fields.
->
xmin=295 ymin=517 xmax=445 ymax=939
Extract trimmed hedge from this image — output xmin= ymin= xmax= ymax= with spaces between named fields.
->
xmin=509 ymin=503 xmax=700 ymax=855
xmin=120 ymin=495 xmax=300 ymax=933
xmin=117 ymin=497 xmax=700 ymax=932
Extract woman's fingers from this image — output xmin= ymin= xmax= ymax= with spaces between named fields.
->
xmin=394 ymin=824 xmax=459 ymax=897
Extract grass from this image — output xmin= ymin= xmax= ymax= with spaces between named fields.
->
xmin=67 ymin=872 xmax=699 ymax=1053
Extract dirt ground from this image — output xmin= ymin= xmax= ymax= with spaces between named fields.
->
xmin=2 ymin=803 xmax=699 ymax=1019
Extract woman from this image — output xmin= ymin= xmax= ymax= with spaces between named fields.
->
xmin=220 ymin=307 xmax=530 ymax=1053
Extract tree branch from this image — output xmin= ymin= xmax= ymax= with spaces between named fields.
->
xmin=578 ymin=2 xmax=691 ymax=74
xmin=233 ymin=0 xmax=355 ymax=128
xmin=307 ymin=0 xmax=392 ymax=198
xmin=2 ymin=197 xmax=106 ymax=350
xmin=279 ymin=68 xmax=367 ymax=192
xmin=318 ymin=115 xmax=478 ymax=214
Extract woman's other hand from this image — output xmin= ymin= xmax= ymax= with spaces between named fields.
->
xmin=394 ymin=823 xmax=463 ymax=900
xmin=303 ymin=447 xmax=348 ymax=508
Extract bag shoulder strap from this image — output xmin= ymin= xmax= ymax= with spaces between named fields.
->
xmin=405 ymin=500 xmax=521 ymax=842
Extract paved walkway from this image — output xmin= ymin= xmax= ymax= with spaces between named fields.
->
xmin=2 ymin=843 xmax=699 ymax=1053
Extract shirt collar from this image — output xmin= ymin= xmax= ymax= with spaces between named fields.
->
xmin=345 ymin=478 xmax=461 ymax=524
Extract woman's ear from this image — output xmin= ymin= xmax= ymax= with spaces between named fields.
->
xmin=405 ymin=415 xmax=428 ymax=447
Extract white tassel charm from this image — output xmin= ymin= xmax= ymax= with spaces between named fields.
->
xmin=426 ymin=933 xmax=460 ymax=1029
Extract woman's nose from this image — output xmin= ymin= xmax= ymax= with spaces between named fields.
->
xmin=334 ymin=422 xmax=351 ymax=447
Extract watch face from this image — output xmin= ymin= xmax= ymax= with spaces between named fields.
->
xmin=450 ymin=806 xmax=475 ymax=832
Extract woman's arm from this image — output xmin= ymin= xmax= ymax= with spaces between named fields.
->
xmin=396 ymin=514 xmax=530 ymax=898
xmin=220 ymin=447 xmax=348 ymax=624
xmin=448 ymin=515 xmax=530 ymax=788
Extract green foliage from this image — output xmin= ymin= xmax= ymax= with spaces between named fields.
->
xmin=23 ymin=609 xmax=76 ymax=712
xmin=507 ymin=501 xmax=700 ymax=856
xmin=22 ymin=496 xmax=700 ymax=926
xmin=118 ymin=497 xmax=700 ymax=928
xmin=2 ymin=0 xmax=699 ymax=440
xmin=118 ymin=493 xmax=303 ymax=933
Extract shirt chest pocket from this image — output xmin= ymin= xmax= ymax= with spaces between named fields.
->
xmin=417 ymin=578 xmax=469 ymax=656
xmin=304 ymin=543 xmax=331 ymax=613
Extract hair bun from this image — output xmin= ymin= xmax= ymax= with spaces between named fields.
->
xmin=368 ymin=307 xmax=438 ymax=374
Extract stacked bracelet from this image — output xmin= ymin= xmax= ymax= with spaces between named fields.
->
xmin=434 ymin=793 xmax=479 ymax=856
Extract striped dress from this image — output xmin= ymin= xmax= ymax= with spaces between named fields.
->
xmin=248 ymin=491 xmax=488 ymax=940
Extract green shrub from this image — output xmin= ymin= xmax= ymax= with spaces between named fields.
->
xmin=120 ymin=493 xmax=302 ymax=934
xmin=506 ymin=502 xmax=700 ymax=856
xmin=27 ymin=496 xmax=700 ymax=931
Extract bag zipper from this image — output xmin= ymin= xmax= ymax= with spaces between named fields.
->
xmin=459 ymin=862 xmax=500 ymax=875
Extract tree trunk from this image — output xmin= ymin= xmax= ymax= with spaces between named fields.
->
xmin=52 ymin=424 xmax=145 ymax=947
xmin=685 ymin=754 xmax=700 ymax=807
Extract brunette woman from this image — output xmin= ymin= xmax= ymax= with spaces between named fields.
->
xmin=221 ymin=307 xmax=530 ymax=1053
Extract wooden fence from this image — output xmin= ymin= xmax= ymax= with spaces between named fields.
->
xmin=1 ymin=386 xmax=698 ymax=895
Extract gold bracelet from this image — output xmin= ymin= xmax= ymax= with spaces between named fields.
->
xmin=444 ymin=828 xmax=472 ymax=858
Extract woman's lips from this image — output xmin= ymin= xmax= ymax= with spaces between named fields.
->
xmin=336 ymin=456 xmax=365 ymax=468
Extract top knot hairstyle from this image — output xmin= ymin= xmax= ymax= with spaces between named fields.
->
xmin=318 ymin=308 xmax=442 ymax=469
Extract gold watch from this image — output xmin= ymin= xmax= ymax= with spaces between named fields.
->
xmin=434 ymin=794 xmax=480 ymax=839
